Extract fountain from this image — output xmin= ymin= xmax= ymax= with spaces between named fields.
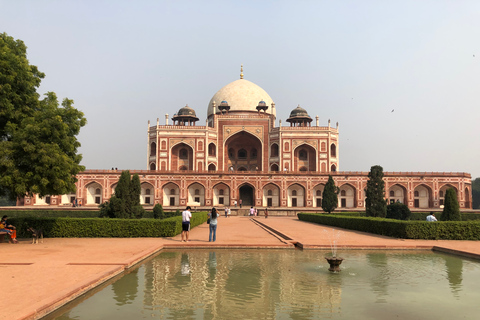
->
xmin=324 ymin=228 xmax=344 ymax=272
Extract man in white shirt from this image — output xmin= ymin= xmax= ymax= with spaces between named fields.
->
xmin=182 ymin=206 xmax=192 ymax=242
xmin=426 ymin=212 xmax=438 ymax=222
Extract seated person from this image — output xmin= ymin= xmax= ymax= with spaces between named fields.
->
xmin=1 ymin=215 xmax=18 ymax=244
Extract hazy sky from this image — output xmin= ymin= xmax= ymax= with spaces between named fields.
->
xmin=2 ymin=1 xmax=479 ymax=178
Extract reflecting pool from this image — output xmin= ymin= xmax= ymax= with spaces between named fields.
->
xmin=45 ymin=250 xmax=480 ymax=320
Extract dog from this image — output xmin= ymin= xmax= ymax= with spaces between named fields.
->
xmin=27 ymin=227 xmax=44 ymax=244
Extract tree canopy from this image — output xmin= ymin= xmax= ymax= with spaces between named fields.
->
xmin=322 ymin=175 xmax=339 ymax=214
xmin=0 ymin=32 xmax=86 ymax=199
xmin=99 ymin=171 xmax=144 ymax=219
xmin=365 ymin=165 xmax=387 ymax=217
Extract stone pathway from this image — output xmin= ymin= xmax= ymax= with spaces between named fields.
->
xmin=1 ymin=216 xmax=479 ymax=320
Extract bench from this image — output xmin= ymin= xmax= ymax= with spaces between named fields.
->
xmin=0 ymin=231 xmax=9 ymax=243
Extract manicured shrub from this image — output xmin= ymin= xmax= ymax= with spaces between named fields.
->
xmin=153 ymin=204 xmax=164 ymax=219
xmin=386 ymin=202 xmax=411 ymax=220
xmin=9 ymin=212 xmax=209 ymax=238
xmin=297 ymin=213 xmax=480 ymax=240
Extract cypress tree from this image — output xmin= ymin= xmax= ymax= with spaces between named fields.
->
xmin=153 ymin=203 xmax=164 ymax=219
xmin=365 ymin=165 xmax=387 ymax=217
xmin=322 ymin=175 xmax=339 ymax=214
xmin=130 ymin=174 xmax=144 ymax=218
xmin=441 ymin=188 xmax=461 ymax=221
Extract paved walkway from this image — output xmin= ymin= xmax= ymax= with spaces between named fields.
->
xmin=2 ymin=216 xmax=480 ymax=320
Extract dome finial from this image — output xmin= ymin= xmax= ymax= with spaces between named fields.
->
xmin=240 ymin=64 xmax=244 ymax=79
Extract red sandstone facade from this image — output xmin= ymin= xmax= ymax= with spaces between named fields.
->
xmin=20 ymin=70 xmax=473 ymax=210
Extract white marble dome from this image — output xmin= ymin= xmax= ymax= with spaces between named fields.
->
xmin=207 ymin=79 xmax=275 ymax=117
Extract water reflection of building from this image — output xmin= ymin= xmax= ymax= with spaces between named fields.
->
xmin=20 ymin=67 xmax=472 ymax=210
xmin=142 ymin=250 xmax=342 ymax=318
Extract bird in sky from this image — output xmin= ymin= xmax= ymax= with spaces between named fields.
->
xmin=391 ymin=109 xmax=395 ymax=112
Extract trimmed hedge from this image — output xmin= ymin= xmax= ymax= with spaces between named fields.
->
xmin=298 ymin=213 xmax=480 ymax=240
xmin=0 ymin=210 xmax=100 ymax=218
xmin=0 ymin=209 xmax=185 ymax=219
xmin=409 ymin=212 xmax=480 ymax=221
xmin=9 ymin=212 xmax=209 ymax=238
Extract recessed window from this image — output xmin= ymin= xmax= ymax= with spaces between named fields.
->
xmin=180 ymin=149 xmax=188 ymax=159
xmin=238 ymin=149 xmax=247 ymax=160
xmin=299 ymin=150 xmax=307 ymax=160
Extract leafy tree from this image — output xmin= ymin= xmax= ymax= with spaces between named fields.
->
xmin=99 ymin=196 xmax=127 ymax=219
xmin=472 ymin=178 xmax=480 ymax=209
xmin=322 ymin=175 xmax=339 ymax=213
xmin=441 ymin=188 xmax=461 ymax=221
xmin=386 ymin=202 xmax=411 ymax=220
xmin=153 ymin=203 xmax=164 ymax=219
xmin=0 ymin=33 xmax=86 ymax=199
xmin=100 ymin=170 xmax=144 ymax=218
xmin=365 ymin=165 xmax=387 ymax=217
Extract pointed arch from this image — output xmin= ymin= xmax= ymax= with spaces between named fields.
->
xmin=293 ymin=144 xmax=316 ymax=172
xmin=238 ymin=182 xmax=255 ymax=207
xmin=338 ymin=183 xmax=356 ymax=208
xmin=263 ymin=183 xmax=280 ymax=207
xmin=439 ymin=184 xmax=458 ymax=206
xmin=224 ymin=131 xmax=262 ymax=172
xmin=140 ymin=182 xmax=154 ymax=205
xmin=188 ymin=182 xmax=205 ymax=206
xmin=163 ymin=182 xmax=180 ymax=207
xmin=287 ymin=183 xmax=305 ymax=207
xmin=85 ymin=181 xmax=103 ymax=205
xmin=213 ymin=183 xmax=230 ymax=206
xmin=388 ymin=183 xmax=407 ymax=205
xmin=413 ymin=184 xmax=432 ymax=208
xmin=171 ymin=142 xmax=194 ymax=171
xmin=313 ymin=183 xmax=325 ymax=207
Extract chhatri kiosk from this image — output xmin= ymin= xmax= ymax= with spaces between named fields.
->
xmin=23 ymin=67 xmax=472 ymax=211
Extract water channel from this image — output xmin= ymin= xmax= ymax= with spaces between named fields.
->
xmin=44 ymin=249 xmax=480 ymax=320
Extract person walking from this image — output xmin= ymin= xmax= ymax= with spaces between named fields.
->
xmin=239 ymin=199 xmax=242 ymax=208
xmin=264 ymin=207 xmax=268 ymax=219
xmin=249 ymin=206 xmax=255 ymax=216
xmin=426 ymin=212 xmax=438 ymax=221
xmin=181 ymin=206 xmax=192 ymax=242
xmin=224 ymin=207 xmax=228 ymax=218
xmin=208 ymin=207 xmax=218 ymax=242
